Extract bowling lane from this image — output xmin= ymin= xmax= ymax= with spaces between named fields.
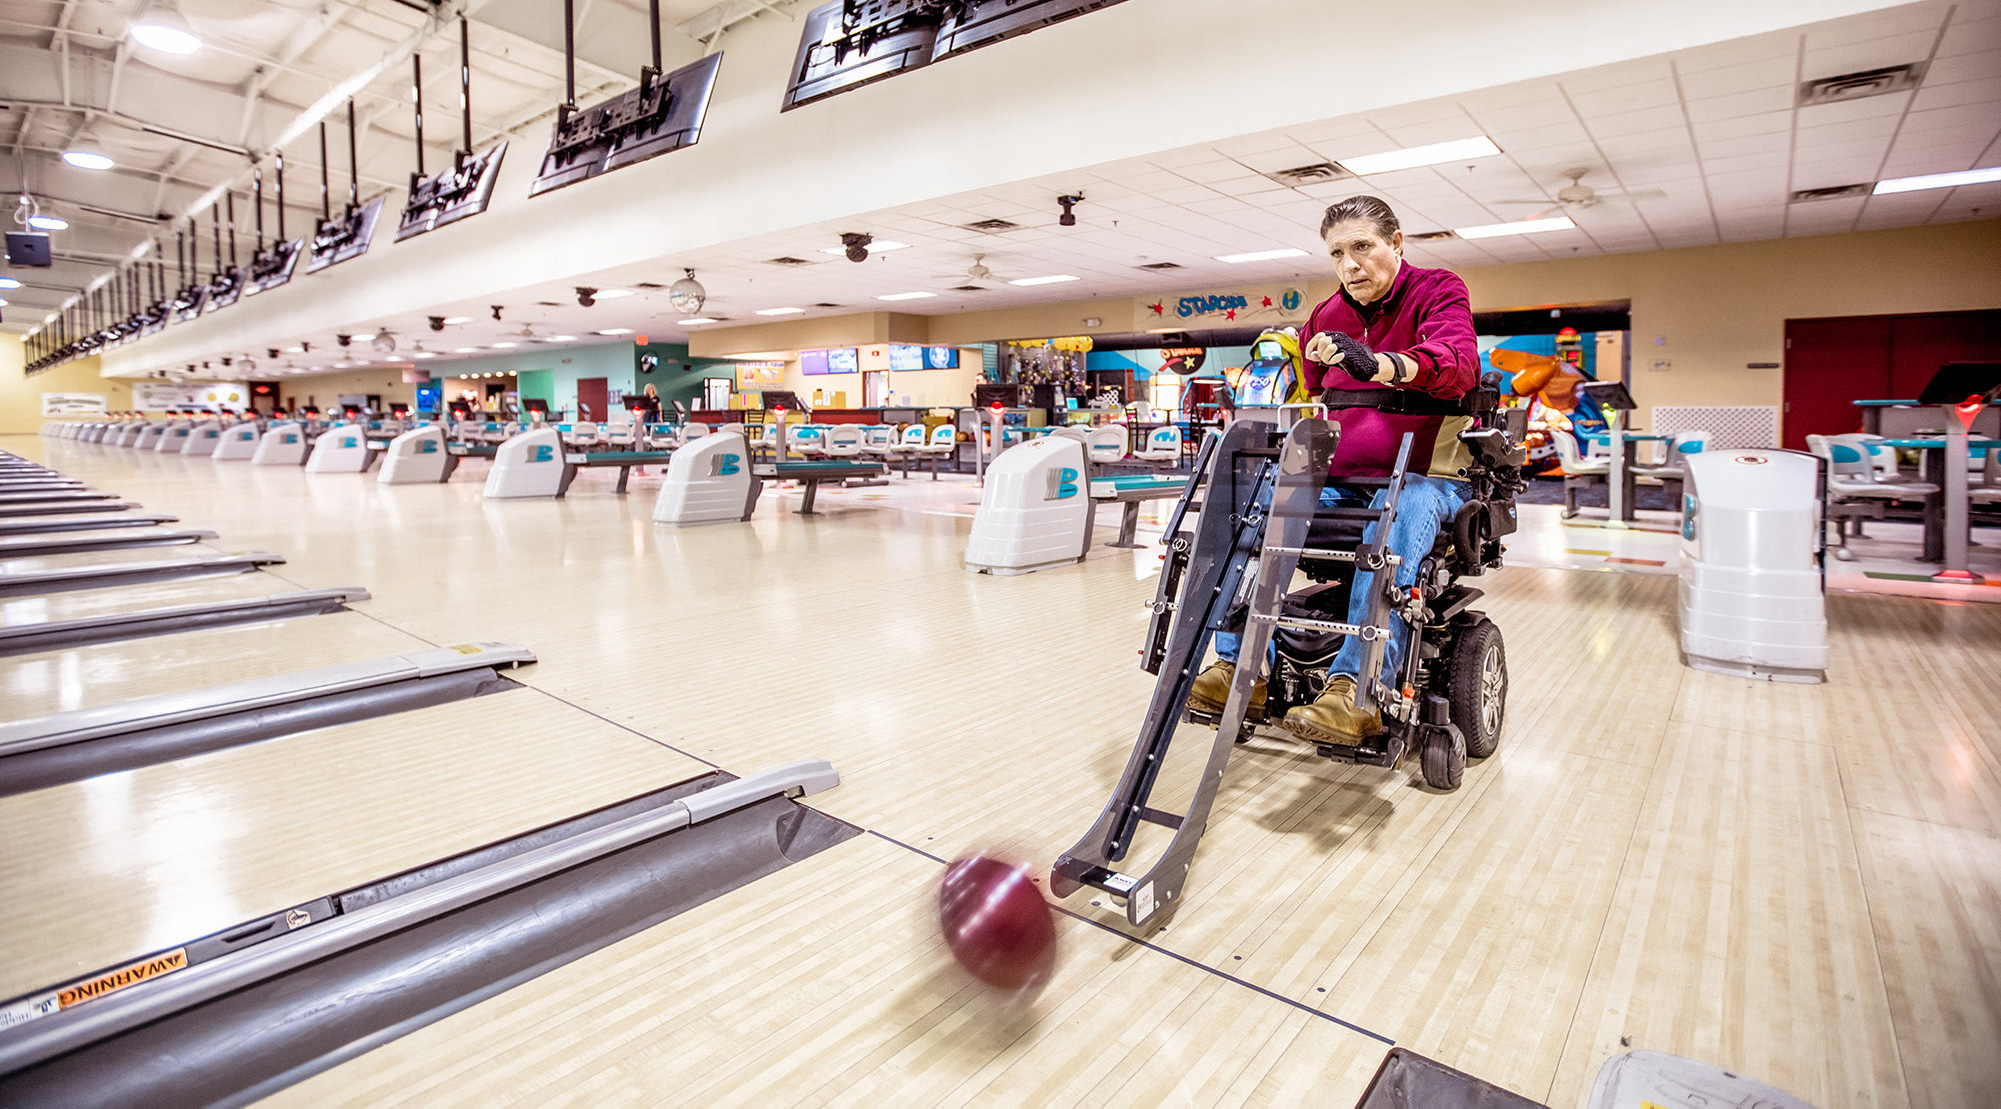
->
xmin=1 ymin=569 xmax=315 ymax=627
xmin=1 ymin=610 xmax=428 ymax=719
xmin=0 ymin=691 xmax=709 ymax=1002
xmin=0 ymin=544 xmax=224 ymax=577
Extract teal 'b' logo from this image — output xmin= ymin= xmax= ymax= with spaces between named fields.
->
xmin=283 ymin=434 xmax=298 ymax=444
xmin=1682 ymin=495 xmax=1698 ymax=541
xmin=1057 ymin=466 xmax=1079 ymax=499
xmin=417 ymin=440 xmax=437 ymax=454
xmin=341 ymin=437 xmax=357 ymax=449
xmin=718 ymin=453 xmax=742 ymax=476
xmin=1281 ymin=289 xmax=1303 ymax=312
xmin=531 ymin=445 xmax=554 ymax=463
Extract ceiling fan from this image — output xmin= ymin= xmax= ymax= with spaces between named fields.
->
xmin=1498 ymin=168 xmax=1665 ymax=217
xmin=932 ymin=254 xmax=1023 ymax=286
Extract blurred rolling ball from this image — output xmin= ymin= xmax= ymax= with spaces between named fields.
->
xmin=939 ymin=855 xmax=1058 ymax=990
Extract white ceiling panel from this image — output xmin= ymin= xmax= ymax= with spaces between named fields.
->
xmin=1937 ymin=13 xmax=2001 ymax=53
xmin=1676 ymin=56 xmax=1801 ymax=99
xmin=1685 ymin=85 xmax=1800 ymax=121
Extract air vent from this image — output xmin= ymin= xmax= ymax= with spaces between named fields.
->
xmin=965 ymin=219 xmax=1021 ymax=232
xmin=1138 ymin=261 xmax=1184 ymax=271
xmin=537 ymin=300 xmax=562 ymax=306
xmin=634 ymin=281 xmax=664 ymax=289
xmin=1407 ymin=229 xmax=1456 ymax=241
xmin=811 ymin=302 xmax=843 ymax=308
xmin=1264 ymin=162 xmax=1349 ymax=186
xmin=1791 ymin=183 xmax=1871 ymax=203
xmin=949 ymin=285 xmax=987 ymax=292
xmin=765 ymin=256 xmax=815 ymax=267
xmin=1799 ymin=63 xmax=1925 ymax=107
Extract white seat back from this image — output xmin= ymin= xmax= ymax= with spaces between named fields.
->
xmin=1086 ymin=425 xmax=1129 ymax=463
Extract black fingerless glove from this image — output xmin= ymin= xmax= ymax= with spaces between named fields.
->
xmin=1321 ymin=332 xmax=1379 ymax=383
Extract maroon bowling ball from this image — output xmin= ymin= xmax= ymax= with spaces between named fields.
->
xmin=938 ymin=855 xmax=1058 ymax=990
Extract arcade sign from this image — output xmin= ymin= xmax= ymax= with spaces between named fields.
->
xmin=1142 ymin=286 xmax=1306 ymax=326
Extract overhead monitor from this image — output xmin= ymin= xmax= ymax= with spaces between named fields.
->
xmin=205 ymin=267 xmax=246 ymax=312
xmin=3 ymin=232 xmax=51 ymax=267
xmin=306 ymin=197 xmax=386 ymax=274
xmin=1575 ymin=380 xmax=1637 ymax=411
xmin=247 ymin=239 xmax=305 ymax=294
xmin=889 ymin=344 xmax=960 ymax=370
xmin=759 ymin=390 xmax=807 ymax=412
xmin=171 ymin=285 xmax=211 ymax=324
xmin=397 ymin=142 xmax=510 ymax=242
xmin=531 ymin=53 xmax=723 ymax=196
xmin=781 ymin=1 xmax=941 ymax=112
xmin=826 ymin=347 xmax=859 ymax=373
xmin=1916 ymin=362 xmax=2001 ymax=406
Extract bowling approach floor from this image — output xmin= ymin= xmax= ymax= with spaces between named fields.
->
xmin=5 ymin=435 xmax=1998 ymax=1109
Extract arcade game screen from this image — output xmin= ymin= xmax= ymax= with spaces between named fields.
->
xmin=1479 ymin=328 xmax=1628 ymax=468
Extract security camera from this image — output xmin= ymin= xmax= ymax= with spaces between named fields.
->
xmin=267 ymin=348 xmax=279 ymax=359
xmin=490 ymin=305 xmax=504 ymax=321
xmin=1058 ymin=194 xmax=1084 ymax=227
xmin=428 ymin=316 xmax=446 ymax=332
xmin=221 ymin=355 xmax=233 ymax=367
xmin=841 ymin=232 xmax=872 ymax=264
xmin=575 ymin=287 xmax=597 ymax=307
xmin=335 ymin=333 xmax=352 ymax=348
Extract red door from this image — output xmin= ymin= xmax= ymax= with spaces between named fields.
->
xmin=576 ymin=377 xmax=608 ymax=422
xmin=1781 ymin=317 xmax=1890 ymax=451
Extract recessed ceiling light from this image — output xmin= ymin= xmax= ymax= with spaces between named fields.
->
xmin=597 ymin=328 xmax=633 ymax=335
xmin=550 ymin=334 xmax=578 ymax=342
xmin=1008 ymin=275 xmax=1080 ymax=286
xmin=755 ymin=307 xmax=805 ymax=315
xmin=490 ymin=341 xmax=517 ymax=348
xmin=27 ymin=216 xmax=67 ymax=231
xmin=441 ymin=315 xmax=470 ymax=325
xmin=1338 ymin=136 xmax=1502 ymax=176
xmin=413 ymin=351 xmax=437 ymax=359
xmin=131 ymin=15 xmax=200 ymax=54
xmin=678 ymin=317 xmax=720 ymax=325
xmin=0 ymin=278 xmax=19 ymax=289
xmin=62 ymin=151 xmax=114 ymax=171
xmin=820 ymin=240 xmax=909 ymax=255
xmin=282 ymin=345 xmax=303 ymax=352
xmin=593 ymin=288 xmax=633 ymax=299
xmin=1215 ymin=248 xmax=1310 ymax=264
xmin=0 ymin=298 xmax=8 ymax=307
xmin=454 ymin=346 xmax=478 ymax=353
xmin=877 ymin=291 xmax=937 ymax=301
xmin=1452 ymin=215 xmax=1577 ymax=239
xmin=1873 ymin=166 xmax=2001 ymax=194
xmin=507 ymin=370 xmax=517 ymax=376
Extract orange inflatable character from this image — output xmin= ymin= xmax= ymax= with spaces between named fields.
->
xmin=1488 ymin=347 xmax=1587 ymax=412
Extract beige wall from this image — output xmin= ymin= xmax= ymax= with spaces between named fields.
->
xmin=1453 ymin=219 xmax=2001 ymax=422
xmin=267 ymin=368 xmax=422 ymax=412
xmin=781 ymin=346 xmax=985 ymax=409
xmin=0 ymin=348 xmax=133 ymax=435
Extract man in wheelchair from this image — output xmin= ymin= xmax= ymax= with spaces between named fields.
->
xmin=1187 ymin=195 xmax=1527 ymax=783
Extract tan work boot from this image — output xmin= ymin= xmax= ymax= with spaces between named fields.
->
xmin=1281 ymin=676 xmax=1383 ymax=744
xmin=1187 ymin=661 xmax=1265 ymax=716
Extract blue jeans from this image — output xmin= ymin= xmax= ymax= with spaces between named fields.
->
xmin=1214 ymin=475 xmax=1470 ymax=690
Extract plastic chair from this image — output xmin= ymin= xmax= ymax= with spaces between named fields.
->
xmin=890 ymin=424 xmax=927 ymax=477
xmin=1973 ymin=448 xmax=2001 ymax=504
xmin=1135 ymin=425 xmax=1182 ymax=464
xmin=1630 ymin=430 xmax=1708 ymax=502
xmin=913 ymin=424 xmax=956 ymax=479
xmin=1808 ymin=434 xmax=1939 ymax=560
xmin=1086 ymin=425 xmax=1129 ymax=465
xmin=791 ymin=425 xmax=829 ymax=459
xmin=1551 ymin=432 xmax=1610 ymax=519
xmin=568 ymin=422 xmax=602 ymax=450
xmin=858 ymin=425 xmax=897 ymax=461
xmin=826 ymin=425 xmax=864 ymax=459
xmin=678 ymin=422 xmax=711 ymax=446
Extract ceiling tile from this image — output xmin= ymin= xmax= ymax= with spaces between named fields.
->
xmin=1559 ymin=60 xmax=1676 ymax=95
xmin=1487 ymin=120 xmax=1595 ymax=151
xmin=1463 ymin=97 xmax=1577 ymax=130
xmin=1587 ymin=104 xmax=1688 ymax=138
xmin=1900 ymin=101 xmax=2001 ymax=137
xmin=1668 ymin=29 xmax=1801 ymax=74
xmin=1795 ymin=90 xmax=1914 ymax=128
xmin=1227 ymin=143 xmax=1328 ymax=175
xmin=1910 ymin=75 xmax=2001 ymax=112
xmin=1674 ymin=56 xmax=1800 ymax=100
xmin=1937 ymin=14 xmax=2001 ymax=57
xmin=1691 ymin=110 xmax=1795 ymax=143
xmin=1803 ymin=33 xmax=1945 ymax=81
xmin=1566 ymin=77 xmax=1680 ymax=117
xmin=1685 ymin=85 xmax=1797 ymax=122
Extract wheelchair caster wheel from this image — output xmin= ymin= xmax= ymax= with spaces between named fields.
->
xmin=1420 ymin=727 xmax=1466 ymax=791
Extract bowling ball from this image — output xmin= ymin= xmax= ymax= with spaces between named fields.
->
xmin=938 ymin=855 xmax=1058 ymax=990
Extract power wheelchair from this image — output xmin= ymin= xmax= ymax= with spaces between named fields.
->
xmin=1052 ymin=374 xmax=1529 ymax=928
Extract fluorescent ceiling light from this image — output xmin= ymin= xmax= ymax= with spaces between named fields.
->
xmin=755 ymin=307 xmax=805 ymax=315
xmin=877 ymin=291 xmax=937 ymax=301
xmin=441 ymin=315 xmax=470 ymax=325
xmin=677 ymin=317 xmax=719 ymax=325
xmin=593 ymin=288 xmax=633 ymax=299
xmin=550 ymin=334 xmax=578 ymax=342
xmin=1215 ymin=248 xmax=1309 ymax=264
xmin=454 ymin=346 xmax=478 ymax=353
xmin=820 ymin=240 xmax=909 ymax=255
xmin=413 ymin=351 xmax=437 ymax=359
xmin=130 ymin=21 xmax=200 ymax=54
xmin=1009 ymin=275 xmax=1080 ymax=286
xmin=490 ymin=341 xmax=517 ymax=348
xmin=62 ymin=151 xmax=115 ymax=171
xmin=1338 ymin=136 xmax=1502 ymax=176
xmin=1873 ymin=166 xmax=2001 ymax=194
xmin=597 ymin=327 xmax=634 ymax=335
xmin=27 ymin=216 xmax=67 ymax=231
xmin=283 ymin=345 xmax=303 ymax=353
xmin=1452 ymin=215 xmax=1577 ymax=239
xmin=0 ymin=278 xmax=19 ymax=289
xmin=0 ymin=298 xmax=7 ymax=307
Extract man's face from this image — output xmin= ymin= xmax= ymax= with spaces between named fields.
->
xmin=1323 ymin=219 xmax=1402 ymax=306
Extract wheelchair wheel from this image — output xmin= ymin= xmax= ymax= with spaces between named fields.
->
xmin=1447 ymin=619 xmax=1506 ymax=759
xmin=1420 ymin=727 xmax=1465 ymax=790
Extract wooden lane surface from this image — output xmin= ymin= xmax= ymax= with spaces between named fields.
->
xmin=1 ymin=569 xmax=311 ymax=627
xmin=13 ymin=434 xmax=2001 ymax=1106
xmin=0 ymin=691 xmax=710 ymax=1002
xmin=269 ymin=834 xmax=1394 ymax=1108
xmin=1 ymin=543 xmax=227 ymax=578
xmin=1 ymin=610 xmax=427 ymax=720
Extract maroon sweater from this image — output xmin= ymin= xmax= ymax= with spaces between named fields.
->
xmin=1305 ymin=262 xmax=1479 ymax=480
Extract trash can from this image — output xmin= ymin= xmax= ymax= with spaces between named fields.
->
xmin=1677 ymin=449 xmax=1827 ymax=683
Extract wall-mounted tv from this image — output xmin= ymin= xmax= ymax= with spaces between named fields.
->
xmin=802 ymin=348 xmax=859 ymax=374
xmin=889 ymin=344 xmax=960 ymax=370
